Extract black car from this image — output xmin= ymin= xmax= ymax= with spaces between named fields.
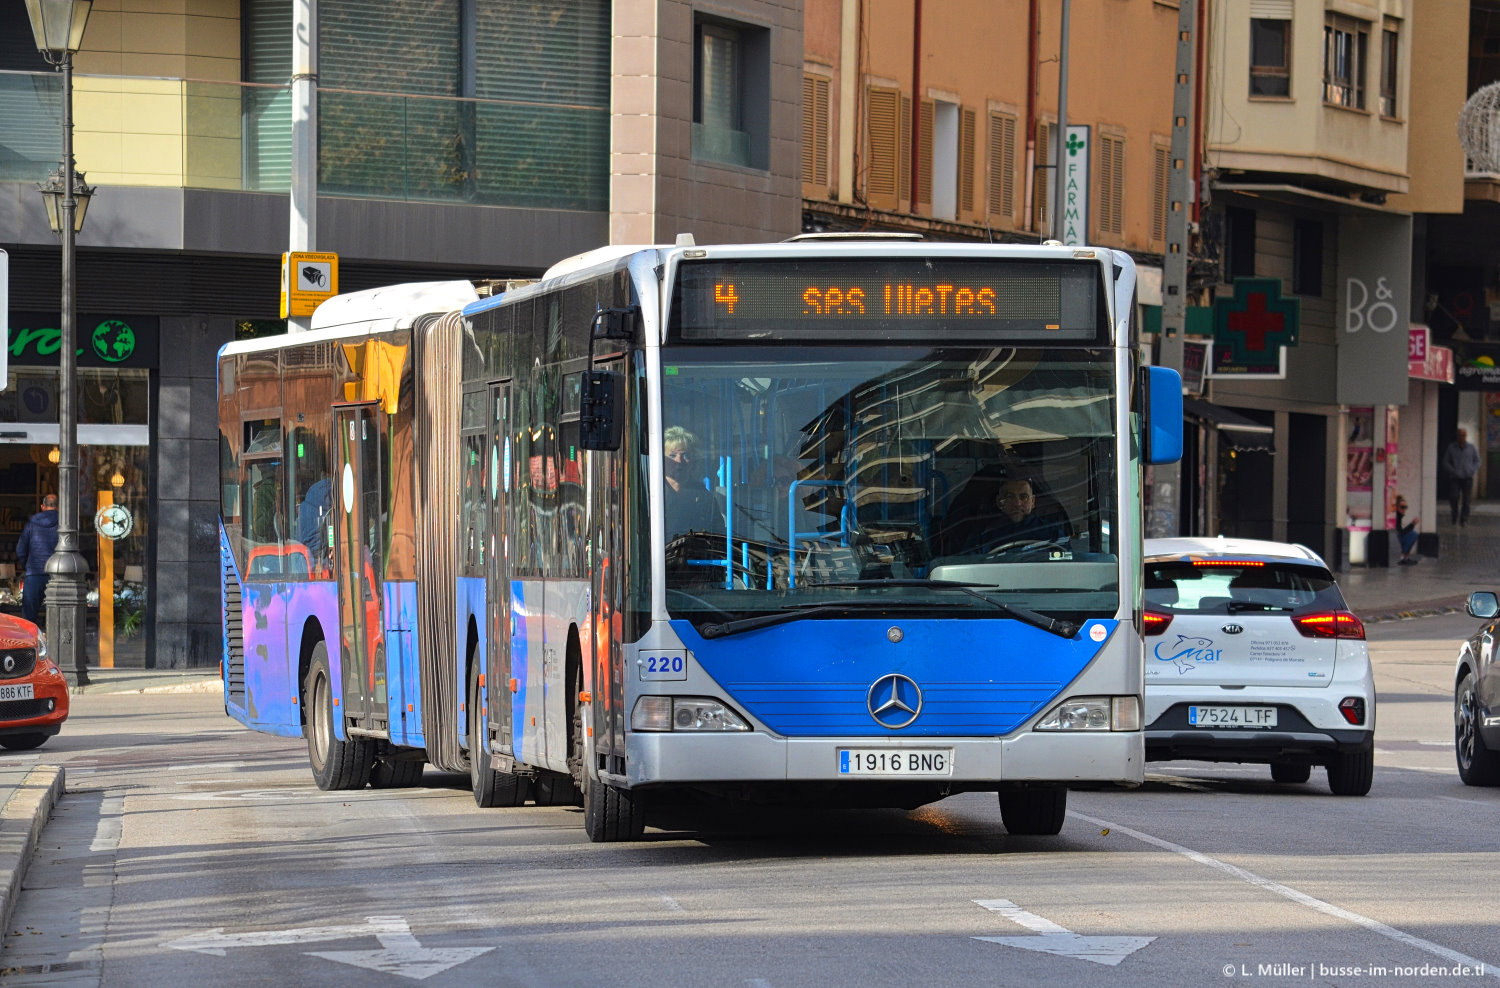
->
xmin=1456 ymin=592 xmax=1500 ymax=785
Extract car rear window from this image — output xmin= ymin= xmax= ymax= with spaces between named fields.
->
xmin=1144 ymin=560 xmax=1346 ymax=615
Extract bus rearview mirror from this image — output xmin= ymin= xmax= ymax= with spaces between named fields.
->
xmin=580 ymin=371 xmax=624 ymax=451
xmin=1144 ymin=365 xmax=1183 ymax=465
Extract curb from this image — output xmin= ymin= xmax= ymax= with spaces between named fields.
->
xmin=1359 ymin=598 xmax=1467 ymax=625
xmin=0 ymin=766 xmax=65 ymax=942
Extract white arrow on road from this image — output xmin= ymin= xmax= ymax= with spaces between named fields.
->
xmin=972 ymin=899 xmax=1155 ymax=966
xmin=165 ymin=915 xmax=493 ymax=981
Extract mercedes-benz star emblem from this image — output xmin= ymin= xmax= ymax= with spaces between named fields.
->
xmin=887 ymin=626 xmax=904 ymax=643
xmin=867 ymin=673 xmax=922 ymax=729
xmin=1222 ymin=624 xmax=1244 ymax=635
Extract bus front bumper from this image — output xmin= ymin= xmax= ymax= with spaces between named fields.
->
xmin=623 ymin=729 xmax=1143 ymax=787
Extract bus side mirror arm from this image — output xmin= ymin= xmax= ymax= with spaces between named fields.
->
xmin=580 ymin=306 xmax=639 ymax=452
xmin=1143 ymin=365 xmax=1183 ymax=465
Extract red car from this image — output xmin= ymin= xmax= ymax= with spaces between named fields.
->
xmin=0 ymin=613 xmax=70 ymax=750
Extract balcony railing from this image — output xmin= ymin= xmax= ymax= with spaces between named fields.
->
xmin=0 ymin=71 xmax=608 ymax=211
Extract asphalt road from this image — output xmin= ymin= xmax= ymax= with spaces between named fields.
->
xmin=0 ymin=616 xmax=1494 ymax=987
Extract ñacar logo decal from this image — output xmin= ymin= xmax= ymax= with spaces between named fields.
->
xmin=1153 ymin=634 xmax=1223 ymax=674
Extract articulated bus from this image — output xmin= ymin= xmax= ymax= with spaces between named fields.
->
xmin=219 ymin=238 xmax=1182 ymax=841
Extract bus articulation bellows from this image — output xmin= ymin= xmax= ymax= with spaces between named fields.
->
xmin=218 ymin=239 xmax=1183 ymax=841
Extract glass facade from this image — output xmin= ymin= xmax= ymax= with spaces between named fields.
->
xmin=0 ymin=367 xmax=151 ymax=665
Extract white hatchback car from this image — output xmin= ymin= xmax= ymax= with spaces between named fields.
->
xmin=1141 ymin=537 xmax=1375 ymax=795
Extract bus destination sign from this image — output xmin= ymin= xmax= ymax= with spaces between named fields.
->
xmin=674 ymin=258 xmax=1103 ymax=342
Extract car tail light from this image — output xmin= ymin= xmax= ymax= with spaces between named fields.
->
xmin=1338 ymin=696 xmax=1366 ymax=725
xmin=1143 ymin=611 xmax=1173 ymax=636
xmin=1292 ymin=611 xmax=1365 ymax=640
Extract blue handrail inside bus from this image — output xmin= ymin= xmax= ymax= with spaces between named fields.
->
xmin=787 ymin=479 xmax=850 ymax=588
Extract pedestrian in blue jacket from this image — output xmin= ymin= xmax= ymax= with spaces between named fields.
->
xmin=15 ymin=494 xmax=59 ymax=627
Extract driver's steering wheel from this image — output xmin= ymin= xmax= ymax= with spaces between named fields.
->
xmin=984 ymin=538 xmax=1067 ymax=558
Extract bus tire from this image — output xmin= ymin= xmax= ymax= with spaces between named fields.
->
xmin=582 ymin=768 xmax=646 ymax=843
xmin=470 ymin=664 xmax=527 ymax=807
xmin=305 ymin=642 xmax=374 ymax=791
xmin=370 ymin=744 xmax=425 ymax=788
xmin=1325 ymin=748 xmax=1373 ymax=796
xmin=998 ymin=786 xmax=1067 ymax=836
xmin=534 ymin=773 xmax=578 ymax=806
xmin=1270 ymin=760 xmax=1311 ymax=784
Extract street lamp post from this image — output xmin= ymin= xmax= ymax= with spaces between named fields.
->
xmin=26 ymin=0 xmax=95 ymax=688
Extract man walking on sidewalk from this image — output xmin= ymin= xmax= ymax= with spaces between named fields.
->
xmin=15 ymin=493 xmax=59 ymax=627
xmin=1443 ymin=428 xmax=1480 ymax=526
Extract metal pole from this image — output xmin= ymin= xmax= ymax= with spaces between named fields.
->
xmin=46 ymin=48 xmax=91 ymax=688
xmin=288 ymin=0 xmax=317 ymax=333
xmin=1051 ymin=0 xmax=1070 ymax=240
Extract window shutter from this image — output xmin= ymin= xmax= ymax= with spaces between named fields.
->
xmin=1098 ymin=133 xmax=1124 ymax=237
xmin=917 ymin=99 xmax=934 ymax=206
xmin=899 ymin=95 xmax=912 ymax=204
xmin=867 ymin=86 xmax=899 ymax=209
xmin=243 ymin=0 xmax=293 ymax=190
xmin=959 ymin=107 xmax=976 ymax=215
xmin=1034 ymin=121 xmax=1050 ymax=230
xmin=1249 ymin=0 xmax=1293 ymax=18
xmin=802 ymin=75 xmax=816 ymax=183
xmin=813 ymin=76 xmax=830 ymax=187
xmin=988 ymin=111 xmax=1016 ymax=220
xmin=1152 ymin=142 xmax=1170 ymax=243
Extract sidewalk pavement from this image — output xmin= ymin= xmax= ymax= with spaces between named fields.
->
xmin=1336 ymin=499 xmax=1500 ymax=622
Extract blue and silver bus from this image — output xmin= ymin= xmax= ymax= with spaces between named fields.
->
xmin=219 ymin=238 xmax=1182 ymax=841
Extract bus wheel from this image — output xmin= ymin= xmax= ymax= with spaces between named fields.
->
xmin=469 ymin=664 xmax=527 ymax=807
xmin=534 ymin=773 xmax=578 ymax=806
xmin=370 ymin=743 xmax=425 ymax=788
xmin=304 ymin=642 xmax=374 ymax=791
xmin=998 ymin=786 xmax=1067 ymax=836
xmin=581 ymin=760 xmax=646 ymax=843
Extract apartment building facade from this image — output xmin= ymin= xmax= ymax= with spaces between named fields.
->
xmin=0 ymin=0 xmax=802 ymax=668
xmin=1201 ymin=0 xmax=1466 ymax=566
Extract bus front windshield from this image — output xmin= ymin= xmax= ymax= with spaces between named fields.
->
xmin=657 ymin=345 xmax=1120 ymax=630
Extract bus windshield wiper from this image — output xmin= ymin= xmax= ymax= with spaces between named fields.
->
xmin=697 ymin=599 xmax=968 ymax=639
xmin=795 ymin=579 xmax=1079 ymax=639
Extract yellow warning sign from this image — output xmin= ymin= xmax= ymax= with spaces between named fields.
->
xmin=281 ymin=251 xmax=339 ymax=318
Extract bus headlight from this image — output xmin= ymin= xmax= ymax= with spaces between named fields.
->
xmin=631 ymin=696 xmax=750 ymax=732
xmin=1035 ymin=696 xmax=1140 ymax=732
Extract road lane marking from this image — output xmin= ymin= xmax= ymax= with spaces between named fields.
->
xmin=1069 ymin=811 xmax=1500 ymax=978
xmin=166 ymin=915 xmax=492 ymax=981
xmin=972 ymin=899 xmax=1154 ymax=966
xmin=90 ymin=791 xmax=123 ymax=852
xmin=659 ymin=895 xmax=685 ymax=912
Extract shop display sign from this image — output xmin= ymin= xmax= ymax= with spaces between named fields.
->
xmin=1455 ymin=341 xmax=1500 ymax=390
xmin=1408 ymin=326 xmax=1454 ymax=384
xmin=95 ymin=503 xmax=133 ymax=541
xmin=5 ymin=314 xmax=159 ymax=369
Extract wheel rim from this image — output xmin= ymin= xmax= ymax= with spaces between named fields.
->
xmin=311 ymin=671 xmax=331 ymax=769
xmin=1458 ymin=685 xmax=1480 ymax=771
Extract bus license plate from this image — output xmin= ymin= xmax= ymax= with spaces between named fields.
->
xmin=838 ymin=749 xmax=954 ymax=776
xmin=0 ymin=684 xmax=35 ymax=702
xmin=1188 ymin=705 xmax=1277 ymax=728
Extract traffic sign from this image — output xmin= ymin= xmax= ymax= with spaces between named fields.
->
xmin=281 ymin=251 xmax=339 ymax=318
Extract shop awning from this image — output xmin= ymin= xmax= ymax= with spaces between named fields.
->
xmin=1182 ymin=398 xmax=1276 ymax=452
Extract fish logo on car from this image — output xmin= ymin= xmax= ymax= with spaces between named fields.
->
xmin=867 ymin=673 xmax=922 ymax=729
xmin=1153 ymin=634 xmax=1223 ymax=674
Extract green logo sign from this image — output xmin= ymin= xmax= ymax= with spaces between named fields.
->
xmin=90 ymin=320 xmax=136 ymax=363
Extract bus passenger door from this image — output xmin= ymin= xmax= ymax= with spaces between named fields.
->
xmin=589 ymin=357 xmax=627 ymax=769
xmin=333 ymin=404 xmax=388 ymax=730
xmin=486 ymin=383 xmax=514 ymax=756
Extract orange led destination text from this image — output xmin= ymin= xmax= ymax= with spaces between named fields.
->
xmin=799 ymin=284 xmax=1000 ymax=316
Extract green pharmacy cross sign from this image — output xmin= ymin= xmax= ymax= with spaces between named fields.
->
xmin=1212 ymin=278 xmax=1300 ymax=375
